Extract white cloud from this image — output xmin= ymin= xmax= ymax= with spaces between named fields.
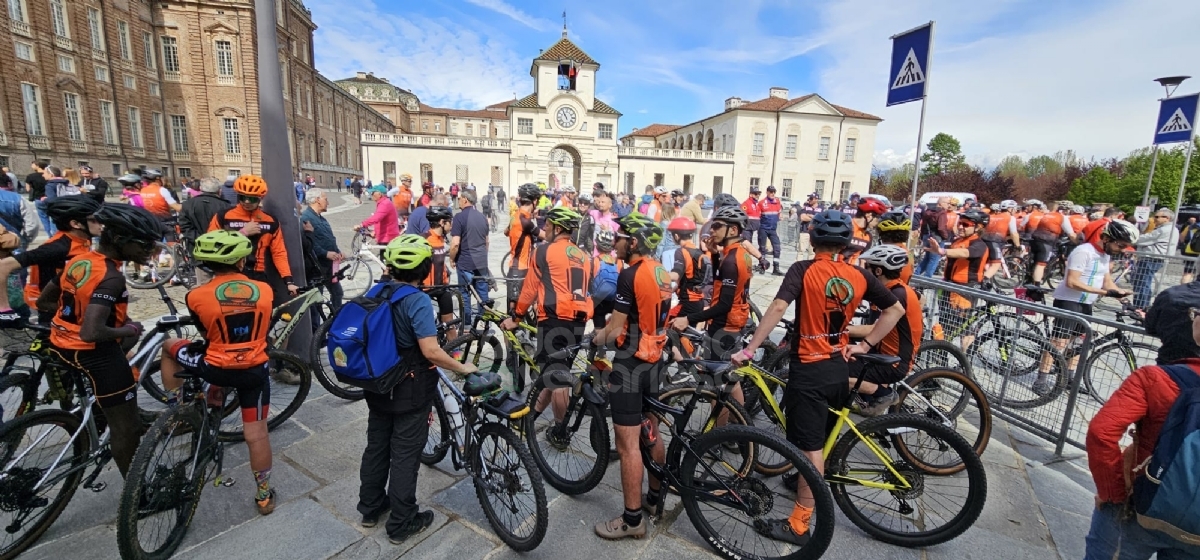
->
xmin=463 ymin=0 xmax=556 ymax=31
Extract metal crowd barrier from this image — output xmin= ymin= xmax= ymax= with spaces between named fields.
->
xmin=1115 ymin=250 xmax=1199 ymax=305
xmin=910 ymin=276 xmax=1160 ymax=456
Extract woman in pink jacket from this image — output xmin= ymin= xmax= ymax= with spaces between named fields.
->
xmin=358 ymin=185 xmax=400 ymax=244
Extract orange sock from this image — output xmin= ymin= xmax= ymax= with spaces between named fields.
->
xmin=789 ymin=504 xmax=813 ymax=535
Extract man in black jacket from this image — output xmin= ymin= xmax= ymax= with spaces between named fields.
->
xmin=79 ymin=166 xmax=108 ymax=203
xmin=180 ymin=177 xmax=232 ymax=285
xmin=26 ymin=160 xmax=50 ymax=236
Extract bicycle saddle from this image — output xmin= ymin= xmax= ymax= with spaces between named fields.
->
xmin=855 ymin=353 xmax=901 ymax=366
xmin=677 ymin=359 xmax=733 ymax=374
xmin=1022 ymin=284 xmax=1052 ymax=295
xmin=548 ymin=345 xmax=583 ymax=361
xmin=463 ymin=371 xmax=502 ymax=397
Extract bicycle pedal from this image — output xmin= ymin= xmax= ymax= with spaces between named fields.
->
xmin=214 ymin=475 xmax=235 ymax=488
xmin=86 ymin=481 xmax=107 ymax=493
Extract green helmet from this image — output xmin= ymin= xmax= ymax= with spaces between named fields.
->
xmin=545 ymin=207 xmax=582 ymax=231
xmin=615 ymin=211 xmax=664 ymax=252
xmin=383 ymin=234 xmax=432 ymax=270
xmin=193 ymin=230 xmax=253 ymax=264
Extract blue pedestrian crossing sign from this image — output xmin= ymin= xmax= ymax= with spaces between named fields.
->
xmin=887 ymin=22 xmax=933 ymax=106
xmin=1153 ymin=93 xmax=1199 ymax=145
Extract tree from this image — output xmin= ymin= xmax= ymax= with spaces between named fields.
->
xmin=920 ymin=133 xmax=966 ymax=177
xmin=1066 ymin=166 xmax=1119 ymax=206
xmin=995 ymin=155 xmax=1027 ymax=180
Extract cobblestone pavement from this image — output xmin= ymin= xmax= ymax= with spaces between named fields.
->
xmin=23 ymin=193 xmax=1098 ymax=560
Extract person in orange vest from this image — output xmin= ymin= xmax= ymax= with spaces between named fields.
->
xmin=138 ymin=168 xmax=182 ymax=223
xmin=845 ymin=198 xmax=886 ymax=265
xmin=982 ymin=200 xmax=1022 ymax=284
xmin=1068 ymin=205 xmax=1090 ymax=237
xmin=1020 ymin=199 xmax=1045 ymax=234
xmin=208 ymin=175 xmax=298 ymax=299
xmin=1029 ymin=202 xmax=1077 ymax=285
xmin=394 ymin=173 xmax=414 ymax=226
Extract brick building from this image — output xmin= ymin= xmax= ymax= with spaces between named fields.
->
xmin=0 ymin=0 xmax=389 ymax=189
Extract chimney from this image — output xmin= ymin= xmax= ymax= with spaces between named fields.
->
xmin=724 ymin=97 xmax=743 ymax=111
xmin=356 ymin=71 xmax=367 ymax=79
xmin=769 ymin=87 xmax=788 ymax=99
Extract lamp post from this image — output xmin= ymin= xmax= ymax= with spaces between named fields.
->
xmin=1142 ymin=75 xmax=1191 ymax=206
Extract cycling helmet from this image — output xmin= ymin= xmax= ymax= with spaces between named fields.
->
xmin=233 ymin=174 xmax=268 ymax=197
xmin=546 ymin=207 xmax=582 ymax=231
xmin=670 ymin=189 xmax=686 ymax=197
xmin=560 ymin=185 xmax=576 ymax=194
xmin=958 ymin=209 xmax=990 ymax=227
xmin=748 ymin=185 xmax=762 ymax=195
xmin=426 ymin=206 xmax=453 ymax=223
xmin=1024 ymin=198 xmax=1044 ymax=209
xmin=990 ymin=203 xmax=1001 ymax=212
xmin=141 ymin=168 xmax=163 ymax=180
xmin=399 ymin=173 xmax=413 ymax=182
xmin=596 ymin=229 xmax=615 ymax=252
xmin=710 ymin=206 xmax=749 ymax=229
xmin=667 ymin=216 xmax=697 ymax=233
xmin=1072 ymin=205 xmax=1085 ymax=214
xmin=46 ymin=196 xmax=102 ymax=226
xmin=876 ymin=210 xmax=912 ymax=232
xmin=713 ymin=193 xmax=739 ymax=209
xmin=653 ymin=186 xmax=668 ymax=195
xmin=577 ymin=192 xmax=593 ymax=205
xmin=857 ymin=198 xmax=888 ymax=215
xmin=382 ymin=234 xmax=433 ymax=270
xmin=117 ymin=173 xmax=142 ymax=186
xmin=1000 ymin=199 xmax=1018 ymax=211
xmin=94 ymin=203 xmax=163 ymax=241
xmin=192 ymin=230 xmax=253 ymax=265
xmin=615 ymin=212 xmax=663 ymax=252
xmin=949 ymin=197 xmax=961 ymax=207
xmin=517 ymin=183 xmax=541 ymax=202
xmin=1102 ymin=219 xmax=1138 ymax=244
xmin=858 ymin=245 xmax=910 ymax=272
xmin=809 ymin=210 xmax=853 ymax=245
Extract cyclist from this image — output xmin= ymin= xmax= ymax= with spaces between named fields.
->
xmin=155 ymin=231 xmax=278 ymax=514
xmin=701 ymin=193 xmax=765 ymax=267
xmin=502 ymin=207 xmax=592 ymax=424
xmin=590 ymin=230 xmax=622 ymax=329
xmin=930 ymin=209 xmax=990 ymax=348
xmin=736 ymin=209 xmax=904 ymax=546
xmin=666 ymin=216 xmax=708 ymax=324
xmin=1068 ymin=205 xmax=1089 ymax=237
xmin=209 ymin=175 xmax=299 ymax=297
xmin=506 ymin=183 xmax=542 ymax=314
xmin=1021 ymin=199 xmax=1045 ymax=235
xmin=572 ymin=192 xmax=596 ymax=254
xmin=1028 ymin=201 xmax=1076 ymax=286
xmin=0 ymin=196 xmax=102 ymax=326
xmin=42 ymin=203 xmax=162 ymax=477
xmin=1030 ymin=220 xmax=1136 ymax=395
xmin=644 ymin=186 xmax=669 ymax=222
xmin=759 ymin=186 xmax=784 ymax=275
xmin=848 ymin=245 xmax=923 ymax=415
xmin=875 ymin=210 xmax=914 ymax=283
xmin=845 ymin=197 xmax=887 ymax=265
xmin=137 ymin=169 xmax=182 ymax=224
xmin=590 ymin=211 xmax=672 ymax=540
xmin=981 ymin=199 xmax=1021 ymax=284
xmin=394 ymin=173 xmax=414 ymax=229
xmin=423 ymin=206 xmax=459 ymax=337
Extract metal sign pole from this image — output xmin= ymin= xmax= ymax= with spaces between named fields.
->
xmin=906 ymin=97 xmax=928 ymax=249
xmin=1141 ymin=145 xmax=1160 ymax=206
xmin=1172 ymin=140 xmax=1195 ymax=212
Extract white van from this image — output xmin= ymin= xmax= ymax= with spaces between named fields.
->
xmin=918 ymin=192 xmax=977 ymax=206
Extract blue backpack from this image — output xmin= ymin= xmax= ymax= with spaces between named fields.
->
xmin=1131 ymin=363 xmax=1200 ymax=544
xmin=325 ymin=283 xmax=423 ymax=393
xmin=591 ymin=259 xmax=620 ymax=302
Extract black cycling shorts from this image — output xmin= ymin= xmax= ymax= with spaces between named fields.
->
xmin=432 ymin=289 xmax=455 ymax=317
xmin=50 ymin=342 xmax=137 ymax=409
xmin=1031 ymin=238 xmax=1056 ymax=266
xmin=607 ymin=356 xmax=665 ymax=427
xmin=170 ymin=341 xmax=270 ymax=423
xmin=848 ymin=359 xmax=908 ymax=386
xmin=984 ymin=239 xmax=1005 ymax=264
xmin=705 ymin=327 xmax=743 ymax=361
xmin=505 ymin=269 xmax=528 ymax=311
xmin=1050 ymin=299 xmax=1092 ymax=339
xmin=784 ymin=356 xmax=851 ymax=452
xmin=534 ymin=318 xmax=585 ymax=386
xmin=678 ymin=300 xmax=705 ymax=327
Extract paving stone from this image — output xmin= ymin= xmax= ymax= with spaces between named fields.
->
xmin=32 ymin=465 xmax=122 ymax=544
xmin=221 ymin=417 xmax=315 ymax=469
xmin=311 ymin=466 xmax=457 ymax=532
xmin=290 ymin=392 xmax=370 ymax=434
xmin=635 ymin=532 xmax=721 ymax=560
xmin=390 ymin=520 xmax=495 ymax=560
xmin=175 ymin=498 xmax=361 ymax=560
xmin=486 ymin=488 xmax=651 ymax=560
xmin=281 ymin=416 xmax=369 ymax=483
xmin=969 ymin=458 xmax=1053 ymax=548
xmin=330 ymin=510 xmax=450 ymax=560
xmin=925 ymin=525 xmax=1056 ymax=560
xmin=429 ymin=471 xmax=560 ymax=541
xmin=22 ymin=523 xmax=119 ymax=560
xmin=1043 ymin=505 xmax=1091 ymax=560
xmin=1025 ymin=461 xmax=1096 ymax=515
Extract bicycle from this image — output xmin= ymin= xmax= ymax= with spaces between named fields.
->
xmin=337 ymin=230 xmax=389 ymax=299
xmin=420 ymin=366 xmax=548 ymax=551
xmin=441 ymin=281 xmax=525 ymax=392
xmin=122 ymin=219 xmax=198 ymax=290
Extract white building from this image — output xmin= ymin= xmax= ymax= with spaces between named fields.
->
xmin=359 ymin=32 xmax=881 ymax=203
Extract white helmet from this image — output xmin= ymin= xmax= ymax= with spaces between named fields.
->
xmin=1000 ymin=200 xmax=1018 ymax=211
xmin=990 ymin=203 xmax=1001 ymax=212
xmin=1025 ymin=199 xmax=1044 ymax=209
xmin=654 ymin=186 xmax=669 ymax=195
xmin=1072 ymin=205 xmax=1085 ymax=214
xmin=561 ymin=185 xmax=576 ymax=194
xmin=858 ymin=245 xmax=911 ymax=272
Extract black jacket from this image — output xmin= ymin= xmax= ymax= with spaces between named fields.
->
xmin=179 ymin=192 xmax=231 ymax=241
xmin=25 ymin=173 xmax=45 ymax=201
xmin=82 ymin=177 xmax=108 ymax=203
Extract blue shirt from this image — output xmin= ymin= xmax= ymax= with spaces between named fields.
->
xmin=450 ymin=206 xmax=489 ymax=272
xmin=405 ymin=205 xmax=430 ymax=235
xmin=392 ymin=287 xmax=437 ymax=350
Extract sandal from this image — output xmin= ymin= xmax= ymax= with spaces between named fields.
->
xmin=753 ymin=518 xmax=810 ymax=546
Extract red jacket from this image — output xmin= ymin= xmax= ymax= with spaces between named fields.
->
xmin=1086 ymin=359 xmax=1200 ymax=503
xmin=741 ymin=197 xmax=762 ymax=219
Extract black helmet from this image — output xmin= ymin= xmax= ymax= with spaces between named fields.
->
xmin=670 ymin=189 xmax=686 ymax=197
xmin=517 ymin=183 xmax=541 ymax=202
xmin=94 ymin=203 xmax=163 ymax=242
xmin=116 ymin=173 xmax=142 ymax=186
xmin=958 ymin=209 xmax=990 ymax=228
xmin=710 ymin=206 xmax=748 ymax=229
xmin=810 ymin=210 xmax=853 ymax=245
xmin=46 ymin=196 xmax=102 ymax=227
xmin=713 ymin=193 xmax=739 ymax=210
xmin=141 ymin=168 xmax=163 ymax=180
xmin=426 ymin=206 xmax=453 ymax=223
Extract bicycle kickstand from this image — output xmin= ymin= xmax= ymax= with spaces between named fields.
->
xmin=210 ymin=440 xmax=235 ymax=488
xmin=82 ymin=451 xmax=112 ymax=492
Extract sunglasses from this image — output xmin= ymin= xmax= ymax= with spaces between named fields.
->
xmin=710 ymin=222 xmax=728 ymax=231
xmin=957 ymin=221 xmax=977 ymax=228
xmin=238 ymin=195 xmax=262 ymax=204
xmin=614 ymin=233 xmax=632 ymax=242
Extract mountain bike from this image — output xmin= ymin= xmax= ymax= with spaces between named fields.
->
xmin=122 ymin=220 xmax=197 ymax=290
xmin=440 ymin=282 xmax=522 ymax=391
xmin=420 ymin=367 xmax=548 ymax=552
xmin=337 ymin=229 xmax=389 ymax=299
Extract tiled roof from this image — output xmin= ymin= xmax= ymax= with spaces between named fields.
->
xmin=621 ymin=123 xmax=681 ymax=139
xmin=830 ymin=104 xmax=882 ymax=121
xmin=591 ymin=98 xmax=621 ymax=116
xmin=534 ymin=38 xmax=599 ymax=66
xmin=414 ymin=103 xmax=504 ymax=119
xmin=735 ymin=94 xmax=881 ymax=121
xmin=486 ymin=99 xmax=517 ymax=110
xmin=512 ymin=94 xmax=541 ymax=109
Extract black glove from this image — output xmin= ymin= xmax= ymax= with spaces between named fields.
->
xmin=0 ymin=309 xmax=24 ymax=328
xmin=1105 ymin=289 xmax=1126 ymax=299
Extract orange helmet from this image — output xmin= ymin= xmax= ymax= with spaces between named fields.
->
xmin=233 ymin=174 xmax=268 ymax=197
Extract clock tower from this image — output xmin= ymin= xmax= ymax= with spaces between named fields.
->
xmin=508 ymin=29 xmax=621 ymax=190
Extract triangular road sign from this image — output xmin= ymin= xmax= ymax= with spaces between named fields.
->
xmin=891 ymin=48 xmax=926 ymax=89
xmin=1159 ymin=108 xmax=1193 ymax=134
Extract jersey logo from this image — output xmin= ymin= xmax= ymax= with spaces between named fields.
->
xmin=65 ymin=260 xmax=92 ymax=288
xmin=565 ymin=244 xmax=586 ymax=264
xmin=215 ymin=280 xmax=261 ymax=306
xmin=654 ymin=266 xmax=674 ymax=298
xmin=825 ymin=277 xmax=855 ymax=306
xmin=332 ymin=347 xmax=348 ymax=368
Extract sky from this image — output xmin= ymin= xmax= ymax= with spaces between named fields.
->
xmin=308 ymin=0 xmax=1200 ymax=170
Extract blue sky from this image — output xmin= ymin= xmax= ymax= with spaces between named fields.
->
xmin=309 ymin=0 xmax=1200 ymax=169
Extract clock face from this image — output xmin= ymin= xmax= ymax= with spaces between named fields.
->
xmin=556 ymin=106 xmax=577 ymax=129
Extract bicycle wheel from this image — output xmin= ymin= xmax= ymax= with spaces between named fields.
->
xmin=421 ymin=395 xmax=451 ymax=466
xmin=117 ymin=403 xmax=207 ymax=560
xmin=471 ymin=422 xmax=548 ymax=552
xmin=891 ymin=368 xmax=991 ymax=461
xmin=745 ymin=349 xmax=789 ymax=417
xmin=992 ymin=255 xmax=1025 ymax=290
xmin=1083 ymin=342 xmax=1156 ymax=405
xmin=309 ymin=318 xmax=365 ymax=401
xmin=523 ymin=378 xmax=610 ymax=495
xmin=657 ymin=383 xmax=759 ymax=475
xmin=0 ymin=409 xmax=90 ymax=560
xmin=913 ymin=340 xmax=972 ymax=379
xmin=680 ymin=424 xmax=835 ymax=560
xmin=122 ymin=243 xmax=180 ymax=289
xmin=500 ymin=252 xmax=513 ymax=277
xmin=826 ymin=413 xmax=986 ymax=548
xmin=739 ymin=340 xmax=779 ymax=415
xmin=217 ymin=350 xmax=311 ymax=442
xmin=970 ymin=331 xmax=1066 ymax=408
xmin=0 ymin=372 xmax=35 ymax=422
xmin=444 ymin=333 xmax=504 ymax=377
xmin=339 ymin=256 xmax=379 ymax=300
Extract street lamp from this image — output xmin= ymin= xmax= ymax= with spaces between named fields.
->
xmin=1142 ymin=76 xmax=1192 ymax=206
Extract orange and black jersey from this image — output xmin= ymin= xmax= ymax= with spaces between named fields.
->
xmin=614 ymin=258 xmax=674 ymax=363
xmin=186 ymin=272 xmax=273 ymax=369
xmin=209 ymin=206 xmax=293 ymax=283
xmin=687 ymin=243 xmax=752 ymax=332
xmin=50 ymin=251 xmax=130 ymax=351
xmin=841 ymin=221 xmax=873 ymax=264
xmin=1023 ymin=209 xmax=1045 ymax=233
xmin=508 ymin=208 xmax=538 ymax=272
xmin=15 ymin=232 xmax=91 ymax=308
xmin=671 ymin=242 xmax=709 ymax=304
xmin=875 ymin=280 xmax=922 ymax=374
xmin=944 ymin=234 xmax=988 ymax=285
xmin=515 ymin=237 xmax=593 ymax=323
xmin=424 ymin=230 xmax=450 ymax=286
xmin=775 ymin=253 xmax=898 ymax=363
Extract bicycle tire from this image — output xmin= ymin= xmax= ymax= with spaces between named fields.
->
xmin=217 ymin=350 xmax=311 ymax=442
xmin=0 ymin=372 xmax=35 ymax=422
xmin=891 ymin=368 xmax=992 ymax=463
xmin=309 ymin=318 xmax=365 ymax=401
xmin=122 ymin=243 xmax=181 ymax=290
xmin=523 ymin=377 xmax=610 ymax=495
xmin=657 ymin=383 xmax=759 ymax=476
xmin=500 ymin=252 xmax=513 ymax=277
xmin=470 ymin=422 xmax=548 ymax=552
xmin=913 ymin=339 xmax=973 ymax=379
xmin=970 ymin=331 xmax=1067 ymax=409
xmin=679 ymin=424 xmax=835 ymax=560
xmin=421 ymin=395 xmax=451 ymax=466
xmin=339 ymin=256 xmax=379 ymax=300
xmin=992 ymin=254 xmax=1026 ymax=290
xmin=444 ymin=333 xmax=504 ymax=377
xmin=1083 ymin=342 xmax=1156 ymax=405
xmin=0 ymin=409 xmax=89 ymax=560
xmin=826 ymin=413 xmax=986 ymax=548
xmin=117 ymin=403 xmax=207 ymax=560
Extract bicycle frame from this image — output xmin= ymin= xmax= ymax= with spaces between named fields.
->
xmin=2 ymin=375 xmax=111 ymax=495
xmin=267 ymin=287 xmax=328 ymax=348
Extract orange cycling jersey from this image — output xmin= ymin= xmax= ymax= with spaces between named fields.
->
xmin=16 ymin=232 xmax=91 ymax=308
xmin=394 ymin=187 xmax=413 ymax=215
xmin=691 ymin=243 xmax=752 ymax=332
xmin=186 ymin=272 xmax=273 ymax=368
xmin=945 ymin=234 xmax=988 ymax=285
xmin=875 ymin=279 xmax=922 ymax=373
xmin=943 ymin=210 xmax=959 ymax=233
xmin=508 ymin=208 xmax=537 ymax=272
xmin=1024 ymin=209 xmax=1045 ymax=233
xmin=424 ymin=230 xmax=450 ymax=286
xmin=841 ymin=221 xmax=872 ymax=264
xmin=1034 ymin=211 xmax=1065 ymax=236
xmin=775 ymin=254 xmax=898 ymax=363
xmin=614 ymin=258 xmax=674 ymax=362
xmin=209 ymin=206 xmax=293 ymax=283
xmin=139 ymin=184 xmax=174 ymax=218
xmin=983 ymin=211 xmax=1013 ymax=240
xmin=515 ymin=237 xmax=594 ymax=323
xmin=1069 ymin=214 xmax=1089 ymax=233
xmin=671 ymin=242 xmax=709 ymax=304
xmin=50 ymin=251 xmax=131 ymax=351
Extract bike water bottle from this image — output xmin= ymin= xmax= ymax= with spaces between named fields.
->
xmin=640 ymin=417 xmax=657 ymax=446
xmin=443 ymin=387 xmax=465 ymax=431
xmin=932 ymin=324 xmax=944 ymax=341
